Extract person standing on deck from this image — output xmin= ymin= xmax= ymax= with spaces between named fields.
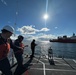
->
xmin=0 ymin=25 xmax=25 ymax=75
xmin=13 ymin=35 xmax=28 ymax=69
xmin=0 ymin=25 xmax=14 ymax=75
xmin=30 ymin=39 xmax=37 ymax=58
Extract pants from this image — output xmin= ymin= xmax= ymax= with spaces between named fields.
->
xmin=0 ymin=57 xmax=12 ymax=75
xmin=15 ymin=53 xmax=23 ymax=67
xmin=31 ymin=48 xmax=35 ymax=57
xmin=14 ymin=54 xmax=24 ymax=75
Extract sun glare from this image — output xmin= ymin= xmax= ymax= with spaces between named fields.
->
xmin=43 ymin=14 xmax=48 ymax=20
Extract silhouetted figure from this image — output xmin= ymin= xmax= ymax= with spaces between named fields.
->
xmin=48 ymin=47 xmax=55 ymax=65
xmin=30 ymin=39 xmax=37 ymax=58
xmin=13 ymin=35 xmax=27 ymax=75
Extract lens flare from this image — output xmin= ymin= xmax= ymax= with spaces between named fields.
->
xmin=43 ymin=14 xmax=48 ymax=20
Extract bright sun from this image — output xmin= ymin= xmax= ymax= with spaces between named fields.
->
xmin=43 ymin=14 xmax=48 ymax=20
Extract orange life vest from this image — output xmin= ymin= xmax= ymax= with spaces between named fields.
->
xmin=14 ymin=39 xmax=25 ymax=54
xmin=19 ymin=43 xmax=24 ymax=53
xmin=20 ymin=43 xmax=24 ymax=48
xmin=0 ymin=43 xmax=10 ymax=59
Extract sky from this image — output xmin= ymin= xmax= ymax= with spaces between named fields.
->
xmin=0 ymin=0 xmax=76 ymax=41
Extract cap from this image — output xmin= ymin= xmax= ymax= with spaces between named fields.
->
xmin=18 ymin=35 xmax=24 ymax=39
xmin=33 ymin=39 xmax=35 ymax=42
xmin=2 ymin=25 xmax=14 ymax=33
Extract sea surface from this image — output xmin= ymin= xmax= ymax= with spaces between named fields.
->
xmin=8 ymin=40 xmax=76 ymax=60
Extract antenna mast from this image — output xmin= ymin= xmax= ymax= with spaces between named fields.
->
xmin=14 ymin=0 xmax=18 ymax=36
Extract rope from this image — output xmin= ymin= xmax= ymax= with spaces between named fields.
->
xmin=62 ymin=58 xmax=75 ymax=70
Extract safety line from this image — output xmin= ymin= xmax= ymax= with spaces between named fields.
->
xmin=73 ymin=59 xmax=76 ymax=64
xmin=62 ymin=58 xmax=75 ymax=69
xmin=34 ymin=58 xmax=46 ymax=75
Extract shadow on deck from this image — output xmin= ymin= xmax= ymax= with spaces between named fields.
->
xmin=12 ymin=57 xmax=33 ymax=75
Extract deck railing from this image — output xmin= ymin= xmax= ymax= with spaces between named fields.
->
xmin=7 ymin=45 xmax=76 ymax=67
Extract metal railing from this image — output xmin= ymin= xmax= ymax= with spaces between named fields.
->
xmin=5 ymin=44 xmax=76 ymax=68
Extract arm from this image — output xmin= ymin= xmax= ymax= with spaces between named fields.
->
xmin=35 ymin=43 xmax=37 ymax=46
xmin=10 ymin=39 xmax=23 ymax=50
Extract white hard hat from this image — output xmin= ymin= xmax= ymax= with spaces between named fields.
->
xmin=2 ymin=25 xmax=14 ymax=33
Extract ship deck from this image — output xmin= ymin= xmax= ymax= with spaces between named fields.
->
xmin=9 ymin=55 xmax=76 ymax=75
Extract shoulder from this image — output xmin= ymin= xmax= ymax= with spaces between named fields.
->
xmin=14 ymin=39 xmax=19 ymax=43
xmin=14 ymin=39 xmax=20 ymax=46
xmin=0 ymin=34 xmax=5 ymax=45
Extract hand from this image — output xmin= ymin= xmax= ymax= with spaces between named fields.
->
xmin=20 ymin=47 xmax=24 ymax=50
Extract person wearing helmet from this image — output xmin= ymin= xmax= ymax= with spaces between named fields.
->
xmin=13 ymin=35 xmax=28 ymax=75
xmin=30 ymin=39 xmax=37 ymax=58
xmin=0 ymin=25 xmax=14 ymax=75
xmin=0 ymin=25 xmax=24 ymax=75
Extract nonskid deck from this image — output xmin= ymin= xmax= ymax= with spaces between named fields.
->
xmin=13 ymin=56 xmax=76 ymax=75
xmin=0 ymin=56 xmax=76 ymax=75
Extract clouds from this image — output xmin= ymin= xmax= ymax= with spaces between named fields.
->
xmin=40 ymin=28 xmax=50 ymax=32
xmin=11 ymin=25 xmax=57 ymax=41
xmin=1 ymin=0 xmax=7 ymax=6
xmin=17 ymin=25 xmax=50 ymax=34
xmin=11 ymin=32 xmax=56 ymax=41
xmin=36 ymin=33 xmax=56 ymax=41
xmin=17 ymin=26 xmax=37 ymax=34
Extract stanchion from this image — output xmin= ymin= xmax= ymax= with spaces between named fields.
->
xmin=48 ymin=47 xmax=55 ymax=65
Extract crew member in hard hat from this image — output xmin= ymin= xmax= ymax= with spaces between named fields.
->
xmin=0 ymin=25 xmax=24 ymax=75
xmin=13 ymin=35 xmax=28 ymax=72
xmin=0 ymin=25 xmax=14 ymax=75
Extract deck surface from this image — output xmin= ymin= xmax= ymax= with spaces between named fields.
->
xmin=11 ymin=56 xmax=76 ymax=75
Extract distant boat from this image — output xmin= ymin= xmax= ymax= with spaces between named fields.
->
xmin=50 ymin=38 xmax=76 ymax=43
xmin=50 ymin=33 xmax=76 ymax=43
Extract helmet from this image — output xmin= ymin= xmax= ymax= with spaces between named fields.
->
xmin=18 ymin=35 xmax=24 ymax=39
xmin=2 ymin=25 xmax=14 ymax=33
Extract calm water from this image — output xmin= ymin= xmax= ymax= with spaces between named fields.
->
xmin=50 ymin=42 xmax=76 ymax=59
xmin=8 ymin=41 xmax=76 ymax=60
xmin=23 ymin=41 xmax=76 ymax=59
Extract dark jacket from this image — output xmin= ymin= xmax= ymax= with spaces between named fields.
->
xmin=31 ymin=41 xmax=37 ymax=49
xmin=0 ymin=34 xmax=22 ymax=60
xmin=13 ymin=39 xmax=24 ymax=54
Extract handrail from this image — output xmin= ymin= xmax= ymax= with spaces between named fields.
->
xmin=8 ymin=45 xmax=76 ymax=67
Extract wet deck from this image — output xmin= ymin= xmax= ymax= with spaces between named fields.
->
xmin=10 ymin=56 xmax=76 ymax=75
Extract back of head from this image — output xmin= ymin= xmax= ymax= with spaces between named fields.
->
xmin=18 ymin=35 xmax=24 ymax=40
xmin=33 ymin=39 xmax=35 ymax=41
xmin=2 ymin=25 xmax=14 ymax=33
xmin=32 ymin=39 xmax=35 ymax=42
